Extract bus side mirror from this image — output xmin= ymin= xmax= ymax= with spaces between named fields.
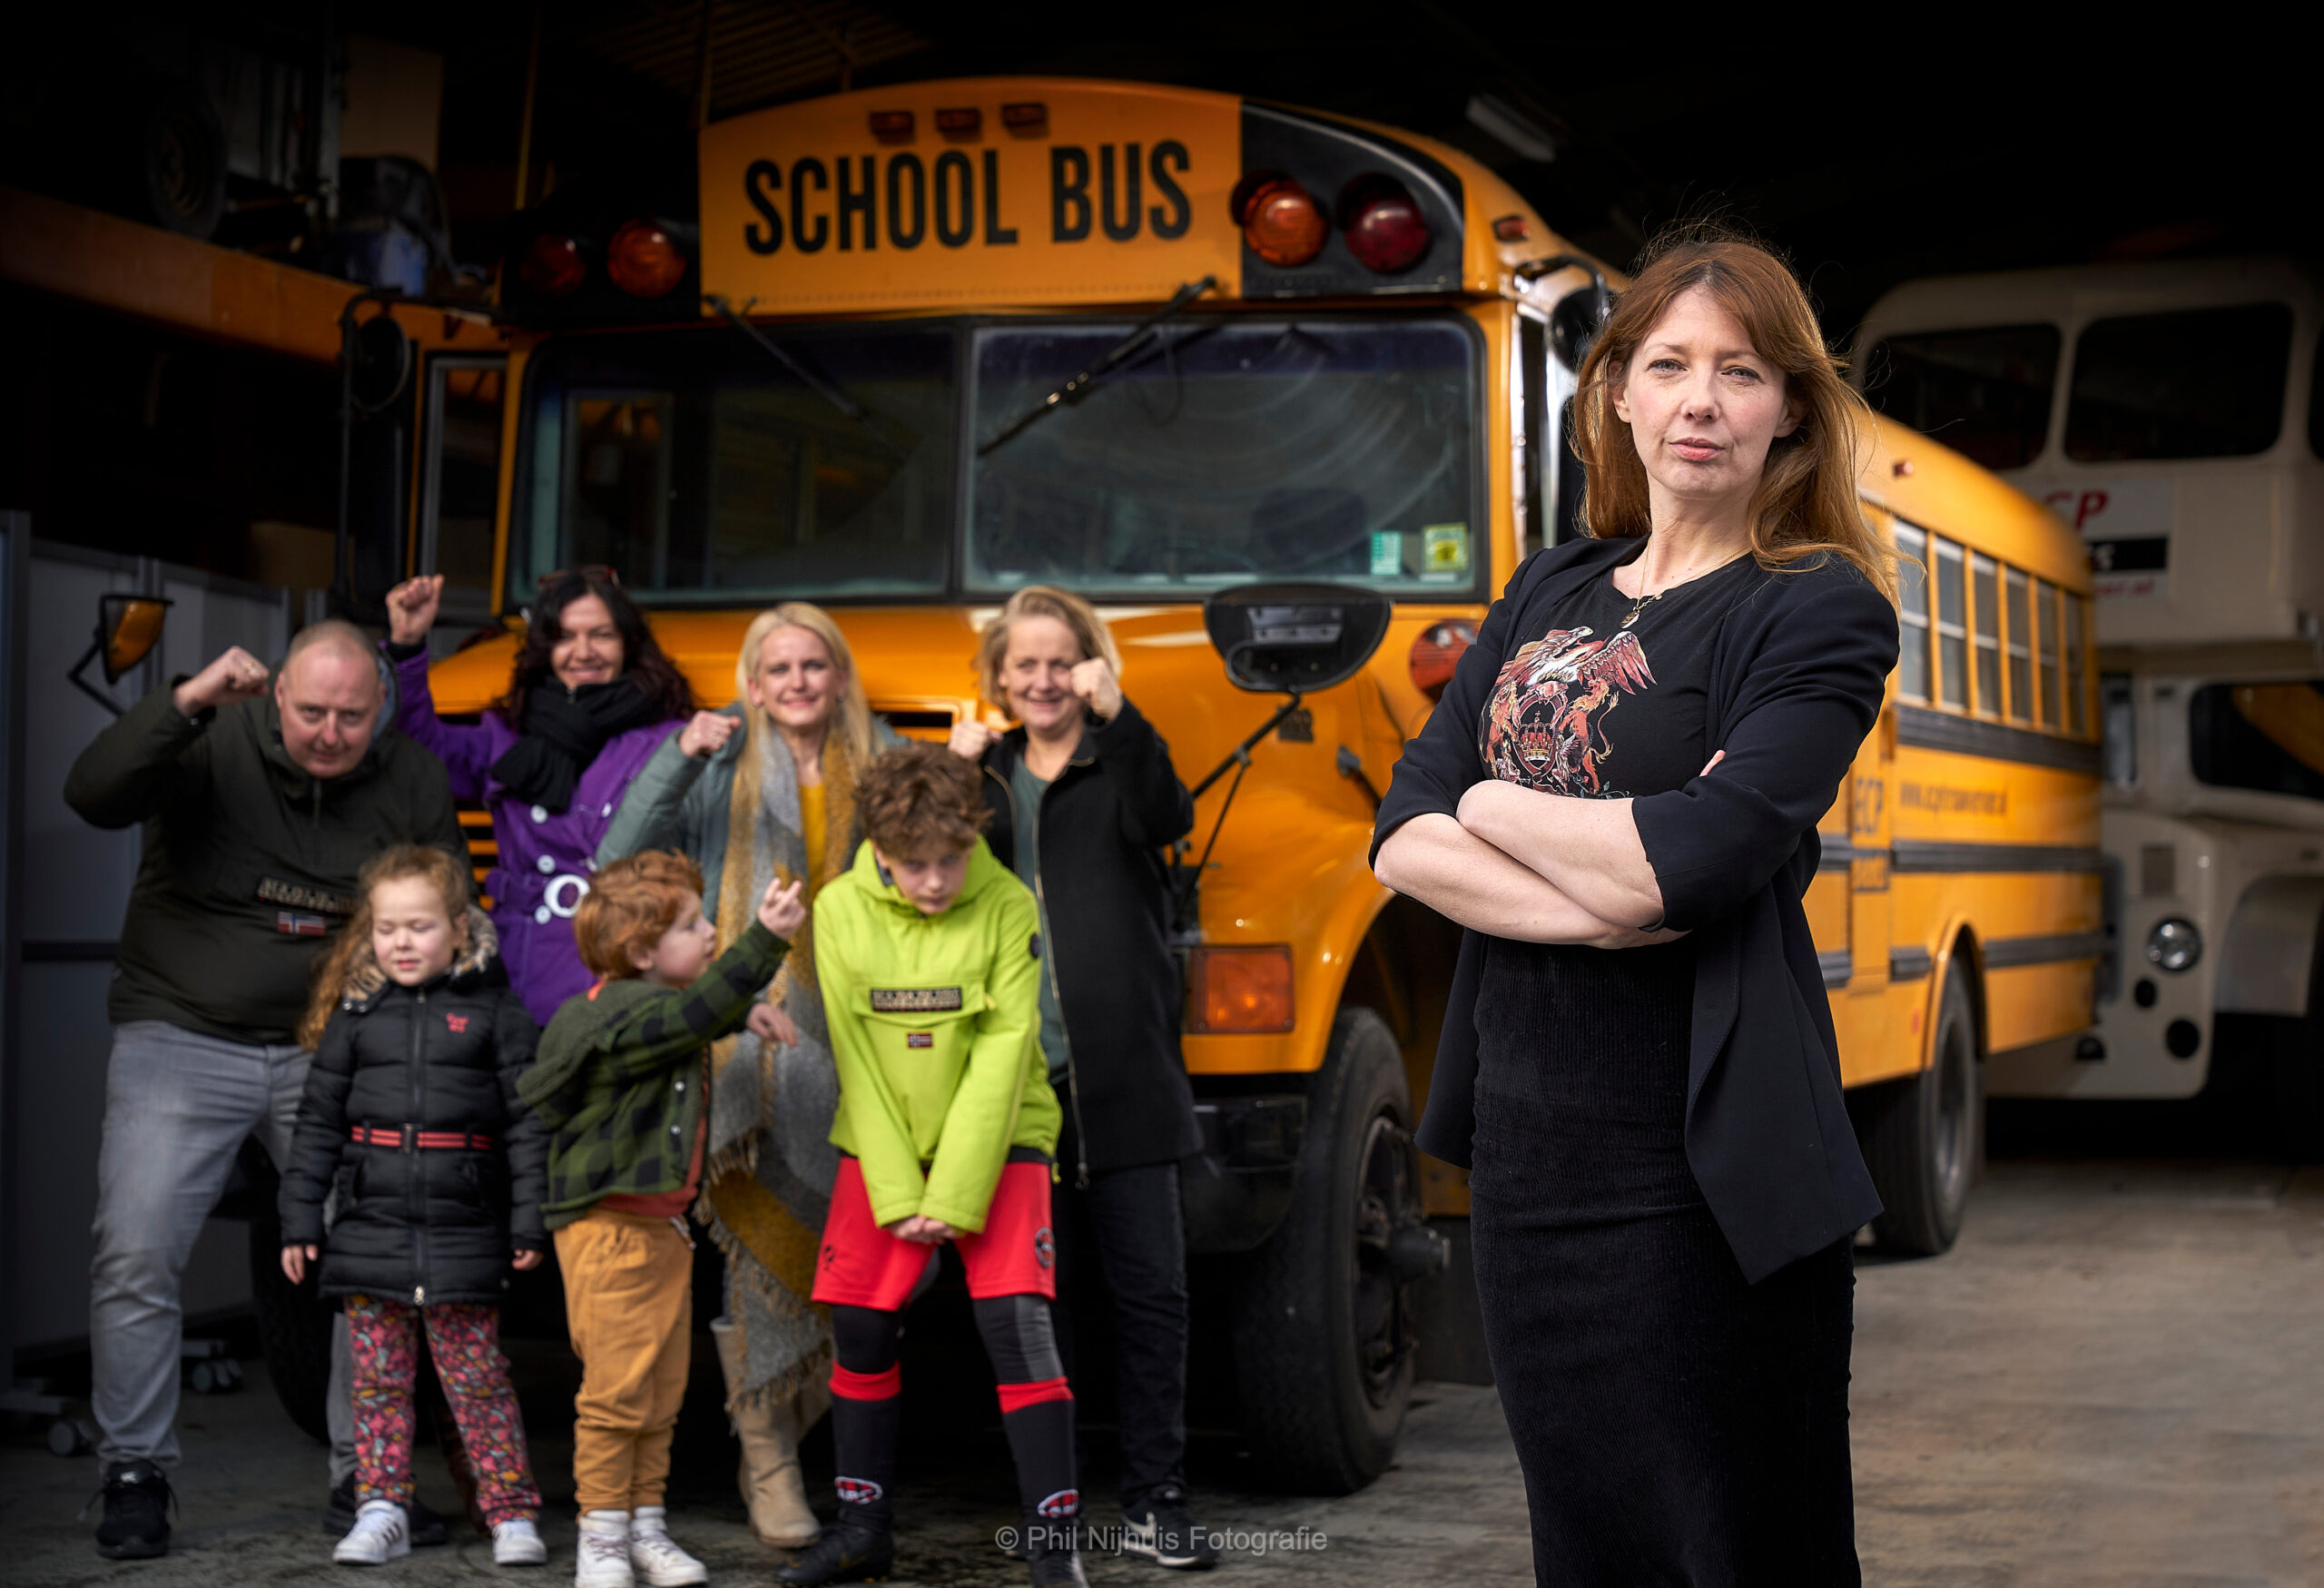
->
xmin=1202 ymin=583 xmax=1392 ymax=695
xmin=69 ymin=594 xmax=172 ymax=715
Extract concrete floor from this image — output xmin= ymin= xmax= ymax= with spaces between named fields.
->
xmin=8 ymin=1132 xmax=2324 ymax=1585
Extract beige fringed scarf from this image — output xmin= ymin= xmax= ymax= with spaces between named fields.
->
xmin=694 ymin=719 xmax=866 ymax=1410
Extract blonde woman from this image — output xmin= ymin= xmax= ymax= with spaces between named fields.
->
xmin=596 ymin=603 xmax=901 ymax=1548
xmin=946 ymin=586 xmax=1210 ymax=1567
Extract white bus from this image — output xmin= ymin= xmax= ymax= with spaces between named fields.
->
xmin=1853 ymin=259 xmax=2324 ymax=1130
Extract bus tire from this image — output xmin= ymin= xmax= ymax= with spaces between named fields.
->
xmin=1227 ymin=1008 xmax=1420 ymax=1494
xmin=248 ymin=1218 xmax=334 ymax=1444
xmin=1862 ymin=965 xmax=1981 ymax=1256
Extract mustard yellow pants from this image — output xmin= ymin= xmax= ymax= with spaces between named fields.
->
xmin=555 ymin=1207 xmax=694 ymax=1514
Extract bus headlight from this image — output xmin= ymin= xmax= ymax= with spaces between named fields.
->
xmin=2146 ymin=917 xmax=2201 ymax=972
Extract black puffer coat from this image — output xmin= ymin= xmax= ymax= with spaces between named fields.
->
xmin=979 ymin=698 xmax=1202 ymax=1176
xmin=279 ymin=912 xmax=547 ymax=1306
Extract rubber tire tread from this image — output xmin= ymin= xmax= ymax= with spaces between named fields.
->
xmin=1862 ymin=967 xmax=1979 ymax=1257
xmin=1227 ymin=1008 xmax=1413 ymax=1494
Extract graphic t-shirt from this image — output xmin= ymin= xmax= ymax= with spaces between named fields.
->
xmin=1468 ymin=546 xmax=1765 ymax=1219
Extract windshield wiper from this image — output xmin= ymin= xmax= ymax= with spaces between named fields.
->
xmin=702 ymin=293 xmax=908 ymax=456
xmin=976 ymin=275 xmax=1216 ymax=458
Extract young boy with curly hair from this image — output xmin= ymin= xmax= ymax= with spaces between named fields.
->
xmin=523 ymin=852 xmax=805 ymax=1588
xmin=775 ymin=742 xmax=1085 ymax=1588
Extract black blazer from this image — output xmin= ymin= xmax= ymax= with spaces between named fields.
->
xmin=1372 ymin=537 xmax=1897 ymax=1283
xmin=980 ymin=697 xmax=1203 ymax=1175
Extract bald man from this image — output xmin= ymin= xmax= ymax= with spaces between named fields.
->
xmin=64 ymin=621 xmax=467 ymax=1560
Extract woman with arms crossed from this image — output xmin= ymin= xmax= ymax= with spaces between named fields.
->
xmin=596 ymin=604 xmax=902 ymax=1548
xmin=1372 ymin=232 xmax=1897 ymax=1586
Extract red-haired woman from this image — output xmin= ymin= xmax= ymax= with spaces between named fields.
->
xmin=383 ymin=569 xmax=691 ymax=1025
xmin=1374 ymin=231 xmax=1897 ymax=1584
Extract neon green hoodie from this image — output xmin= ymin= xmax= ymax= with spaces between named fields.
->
xmin=814 ymin=835 xmax=1060 ymax=1232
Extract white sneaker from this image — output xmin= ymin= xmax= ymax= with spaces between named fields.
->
xmin=494 ymin=1517 xmax=548 ymax=1567
xmin=627 ymin=1507 xmax=707 ymax=1587
xmin=333 ymin=1499 xmax=411 ymax=1566
xmin=574 ymin=1510 xmax=634 ymax=1588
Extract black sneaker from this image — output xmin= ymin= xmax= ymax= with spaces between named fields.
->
xmin=1121 ymin=1485 xmax=1218 ymax=1570
xmin=325 ymin=1476 xmax=452 ymax=1546
xmin=772 ymin=1520 xmax=895 ymax=1585
xmin=1026 ymin=1514 xmax=1090 ymax=1587
xmin=92 ymin=1459 xmax=172 ymax=1560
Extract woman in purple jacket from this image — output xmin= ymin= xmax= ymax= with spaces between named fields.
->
xmin=381 ymin=568 xmax=691 ymax=1025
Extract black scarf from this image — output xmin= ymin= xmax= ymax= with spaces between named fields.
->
xmin=490 ymin=676 xmax=663 ymax=814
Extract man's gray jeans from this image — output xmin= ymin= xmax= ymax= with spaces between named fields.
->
xmin=89 ymin=1020 xmax=356 ymax=1481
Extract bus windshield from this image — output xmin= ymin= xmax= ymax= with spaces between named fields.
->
xmin=512 ymin=313 xmax=1481 ymax=605
xmin=966 ymin=316 xmax=1479 ymax=596
xmin=514 ymin=324 xmax=958 ymax=604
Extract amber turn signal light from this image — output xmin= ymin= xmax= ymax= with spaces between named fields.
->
xmin=1407 ymin=620 xmax=1477 ymax=699
xmin=1231 ymin=173 xmax=1328 ymax=269
xmin=606 ymin=221 xmax=686 ymax=298
xmin=1185 ymin=944 xmax=1295 ymax=1033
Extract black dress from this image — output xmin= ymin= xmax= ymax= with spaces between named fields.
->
xmin=1467 ymin=550 xmax=1858 ymax=1586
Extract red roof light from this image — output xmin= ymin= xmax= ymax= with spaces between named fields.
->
xmin=519 ymin=233 xmax=586 ymax=298
xmin=868 ymin=110 xmax=914 ymax=143
xmin=1339 ymin=175 xmax=1431 ymax=274
xmin=935 ymin=106 xmax=981 ymax=137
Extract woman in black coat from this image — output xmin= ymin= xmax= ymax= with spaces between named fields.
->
xmin=1373 ymin=232 xmax=1898 ymax=1587
xmin=947 ymin=585 xmax=1213 ymax=1568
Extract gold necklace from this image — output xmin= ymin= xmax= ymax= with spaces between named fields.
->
xmin=1620 ymin=548 xmax=1748 ymax=628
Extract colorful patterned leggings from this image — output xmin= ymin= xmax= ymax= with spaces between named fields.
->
xmin=344 ymin=1294 xmax=540 ymax=1526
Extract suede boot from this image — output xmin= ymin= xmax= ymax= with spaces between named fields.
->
xmin=713 ymin=1316 xmax=824 ymax=1548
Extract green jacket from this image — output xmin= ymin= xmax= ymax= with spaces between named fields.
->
xmin=816 ymin=838 xmax=1058 ymax=1232
xmin=63 ymin=681 xmax=468 ymax=1044
xmin=522 ymin=922 xmax=786 ymax=1230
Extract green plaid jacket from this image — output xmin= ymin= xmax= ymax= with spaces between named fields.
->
xmin=521 ymin=922 xmax=785 ymax=1230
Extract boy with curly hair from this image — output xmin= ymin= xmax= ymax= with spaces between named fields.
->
xmin=775 ymin=742 xmax=1085 ymax=1588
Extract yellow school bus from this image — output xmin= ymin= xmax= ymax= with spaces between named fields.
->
xmin=374 ymin=78 xmax=2102 ymax=1490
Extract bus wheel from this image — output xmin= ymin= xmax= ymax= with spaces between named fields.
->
xmin=248 ymin=1218 xmax=334 ymax=1443
xmin=1228 ymin=1009 xmax=1421 ymax=1494
xmin=1861 ymin=966 xmax=1981 ymax=1256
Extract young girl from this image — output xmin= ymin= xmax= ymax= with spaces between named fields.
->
xmin=279 ymin=845 xmax=550 ymax=1568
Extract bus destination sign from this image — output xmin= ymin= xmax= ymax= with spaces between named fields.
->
xmin=699 ymin=80 xmax=1242 ymax=314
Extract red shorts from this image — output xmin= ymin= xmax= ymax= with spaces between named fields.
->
xmin=812 ymin=1155 xmax=1057 ymax=1311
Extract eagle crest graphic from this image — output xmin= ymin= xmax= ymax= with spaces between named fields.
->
xmin=1479 ymin=625 xmax=1656 ymax=794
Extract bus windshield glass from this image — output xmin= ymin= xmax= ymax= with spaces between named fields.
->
xmin=965 ymin=316 xmax=1480 ymax=596
xmin=1864 ymin=325 xmax=2058 ymax=471
xmin=512 ymin=325 xmax=957 ymax=604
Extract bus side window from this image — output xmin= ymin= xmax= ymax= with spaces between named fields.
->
xmin=1894 ymin=523 xmax=1930 ymax=701
xmin=1932 ymin=536 xmax=1968 ymax=708
xmin=418 ymin=357 xmax=506 ymax=651
xmin=2064 ymin=594 xmax=2089 ymax=736
xmin=2036 ymin=577 xmax=2062 ymax=725
xmin=1971 ymin=553 xmax=2002 ymax=716
xmin=2004 ymin=567 xmax=2034 ymax=723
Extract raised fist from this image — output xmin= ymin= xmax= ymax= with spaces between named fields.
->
xmin=679 ymin=711 xmax=740 ymax=758
xmin=1069 ymin=657 xmax=1123 ymax=722
xmin=174 ymin=646 xmax=271 ymax=717
xmin=384 ymin=575 xmax=444 ymax=646
xmin=947 ymin=718 xmax=1000 ymax=761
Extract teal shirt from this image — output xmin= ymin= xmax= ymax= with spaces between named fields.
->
xmin=1008 ymin=758 xmax=1072 ymax=1083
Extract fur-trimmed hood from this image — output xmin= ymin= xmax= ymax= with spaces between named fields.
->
xmin=339 ymin=905 xmax=502 ymax=1013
